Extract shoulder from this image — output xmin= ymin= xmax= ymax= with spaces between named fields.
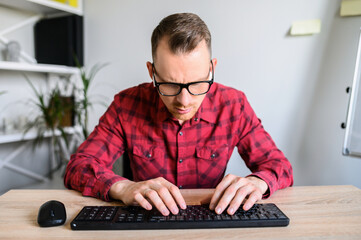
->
xmin=209 ymin=82 xmax=247 ymax=106
xmin=116 ymin=82 xmax=154 ymax=98
xmin=105 ymin=82 xmax=157 ymax=116
xmin=113 ymin=82 xmax=156 ymax=104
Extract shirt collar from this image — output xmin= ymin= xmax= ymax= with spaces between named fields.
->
xmin=153 ymin=90 xmax=173 ymax=123
xmin=196 ymin=84 xmax=217 ymax=124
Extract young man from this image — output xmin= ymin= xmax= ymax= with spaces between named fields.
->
xmin=64 ymin=13 xmax=293 ymax=216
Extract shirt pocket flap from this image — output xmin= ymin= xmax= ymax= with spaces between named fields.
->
xmin=196 ymin=145 xmax=229 ymax=160
xmin=132 ymin=145 xmax=163 ymax=160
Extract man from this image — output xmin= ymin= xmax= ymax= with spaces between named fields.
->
xmin=64 ymin=13 xmax=293 ymax=216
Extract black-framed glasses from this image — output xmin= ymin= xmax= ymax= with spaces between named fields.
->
xmin=152 ymin=60 xmax=214 ymax=96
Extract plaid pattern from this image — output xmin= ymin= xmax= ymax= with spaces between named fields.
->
xmin=64 ymin=82 xmax=293 ymax=201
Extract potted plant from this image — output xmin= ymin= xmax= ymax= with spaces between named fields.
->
xmin=24 ymin=76 xmax=75 ymax=174
xmin=22 ymin=60 xmax=108 ymax=175
xmin=74 ymin=58 xmax=109 ymax=139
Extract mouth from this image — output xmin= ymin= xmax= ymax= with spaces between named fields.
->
xmin=175 ymin=107 xmax=192 ymax=115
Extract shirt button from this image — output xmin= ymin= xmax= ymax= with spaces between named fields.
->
xmin=179 ymin=132 xmax=183 ymax=136
xmin=179 ymin=185 xmax=183 ymax=189
xmin=146 ymin=153 xmax=152 ymax=158
xmin=194 ymin=118 xmax=198 ymax=121
xmin=211 ymin=153 xmax=216 ymax=158
xmin=179 ymin=159 xmax=183 ymax=163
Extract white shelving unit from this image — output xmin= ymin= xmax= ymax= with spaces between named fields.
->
xmin=0 ymin=126 xmax=82 ymax=144
xmin=0 ymin=0 xmax=84 ymax=183
xmin=0 ymin=0 xmax=83 ymax=16
xmin=0 ymin=126 xmax=82 ymax=182
xmin=0 ymin=61 xmax=79 ymax=76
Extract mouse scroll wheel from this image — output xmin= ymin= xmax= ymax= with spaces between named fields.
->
xmin=50 ymin=210 xmax=55 ymax=217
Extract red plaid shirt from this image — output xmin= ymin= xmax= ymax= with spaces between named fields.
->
xmin=64 ymin=82 xmax=293 ymax=201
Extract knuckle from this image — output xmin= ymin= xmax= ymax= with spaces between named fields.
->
xmin=226 ymin=185 xmax=237 ymax=193
xmin=147 ymin=179 xmax=155 ymax=185
xmin=236 ymin=177 xmax=245 ymax=185
xmin=147 ymin=189 xmax=157 ymax=198
xmin=155 ymin=177 xmax=165 ymax=182
xmin=131 ymin=190 xmax=140 ymax=197
xmin=215 ymin=184 xmax=223 ymax=192
xmin=158 ymin=186 xmax=168 ymax=195
xmin=236 ymin=187 xmax=248 ymax=197
xmin=169 ymin=185 xmax=179 ymax=192
xmin=225 ymin=174 xmax=235 ymax=180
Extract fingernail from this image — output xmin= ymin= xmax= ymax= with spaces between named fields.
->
xmin=181 ymin=203 xmax=187 ymax=209
xmin=209 ymin=204 xmax=214 ymax=210
xmin=216 ymin=207 xmax=222 ymax=214
xmin=172 ymin=207 xmax=179 ymax=214
xmin=162 ymin=209 xmax=169 ymax=216
xmin=228 ymin=207 xmax=234 ymax=214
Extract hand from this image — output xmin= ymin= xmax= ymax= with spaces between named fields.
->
xmin=209 ymin=174 xmax=268 ymax=215
xmin=109 ymin=177 xmax=186 ymax=216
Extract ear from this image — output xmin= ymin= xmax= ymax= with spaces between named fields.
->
xmin=146 ymin=61 xmax=154 ymax=80
xmin=211 ymin=58 xmax=218 ymax=71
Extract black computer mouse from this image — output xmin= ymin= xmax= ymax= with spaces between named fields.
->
xmin=37 ymin=200 xmax=66 ymax=227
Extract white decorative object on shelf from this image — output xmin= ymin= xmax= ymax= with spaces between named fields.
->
xmin=4 ymin=41 xmax=21 ymax=62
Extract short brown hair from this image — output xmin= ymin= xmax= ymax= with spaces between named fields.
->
xmin=151 ymin=13 xmax=212 ymax=61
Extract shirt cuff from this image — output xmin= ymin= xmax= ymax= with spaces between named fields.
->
xmin=90 ymin=173 xmax=127 ymax=202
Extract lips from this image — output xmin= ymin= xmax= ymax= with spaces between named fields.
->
xmin=176 ymin=108 xmax=191 ymax=115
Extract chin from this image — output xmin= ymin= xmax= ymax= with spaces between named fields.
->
xmin=173 ymin=112 xmax=195 ymax=122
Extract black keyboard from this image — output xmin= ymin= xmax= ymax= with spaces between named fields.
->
xmin=71 ymin=203 xmax=289 ymax=230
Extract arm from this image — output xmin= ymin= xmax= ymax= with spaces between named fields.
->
xmin=210 ymin=92 xmax=293 ymax=214
xmin=64 ymin=93 xmax=186 ymax=214
xmin=64 ymin=94 xmax=127 ymax=201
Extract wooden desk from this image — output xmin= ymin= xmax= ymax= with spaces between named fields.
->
xmin=0 ymin=185 xmax=361 ymax=239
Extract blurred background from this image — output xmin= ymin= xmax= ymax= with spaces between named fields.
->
xmin=0 ymin=0 xmax=360 ymax=195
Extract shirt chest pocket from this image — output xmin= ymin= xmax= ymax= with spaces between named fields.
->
xmin=132 ymin=145 xmax=163 ymax=160
xmin=129 ymin=145 xmax=164 ymax=181
xmin=195 ymin=145 xmax=229 ymax=188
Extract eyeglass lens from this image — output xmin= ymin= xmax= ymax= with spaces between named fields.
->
xmin=158 ymin=82 xmax=211 ymax=96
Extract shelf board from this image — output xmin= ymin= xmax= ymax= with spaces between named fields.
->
xmin=0 ymin=61 xmax=79 ymax=76
xmin=0 ymin=126 xmax=81 ymax=144
xmin=0 ymin=0 xmax=83 ymax=16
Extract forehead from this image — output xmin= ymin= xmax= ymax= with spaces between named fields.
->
xmin=154 ymin=38 xmax=210 ymax=81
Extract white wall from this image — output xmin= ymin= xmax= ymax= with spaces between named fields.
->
xmin=1 ymin=0 xmax=360 ymax=194
xmin=84 ymin=0 xmax=361 ymax=188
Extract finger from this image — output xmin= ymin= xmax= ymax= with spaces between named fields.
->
xmin=167 ymin=184 xmax=186 ymax=210
xmin=209 ymin=175 xmax=235 ymax=210
xmin=134 ymin=192 xmax=152 ymax=210
xmin=154 ymin=185 xmax=179 ymax=215
xmin=227 ymin=187 xmax=248 ymax=215
xmin=243 ymin=190 xmax=262 ymax=211
xmin=214 ymin=179 xmax=250 ymax=214
xmin=144 ymin=189 xmax=170 ymax=216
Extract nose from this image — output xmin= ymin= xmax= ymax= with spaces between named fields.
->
xmin=176 ymin=88 xmax=192 ymax=107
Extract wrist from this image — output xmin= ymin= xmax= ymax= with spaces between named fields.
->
xmin=246 ymin=176 xmax=268 ymax=195
xmin=109 ymin=179 xmax=133 ymax=201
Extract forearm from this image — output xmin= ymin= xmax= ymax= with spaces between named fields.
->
xmin=64 ymin=153 xmax=126 ymax=201
xmin=245 ymin=155 xmax=293 ymax=198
